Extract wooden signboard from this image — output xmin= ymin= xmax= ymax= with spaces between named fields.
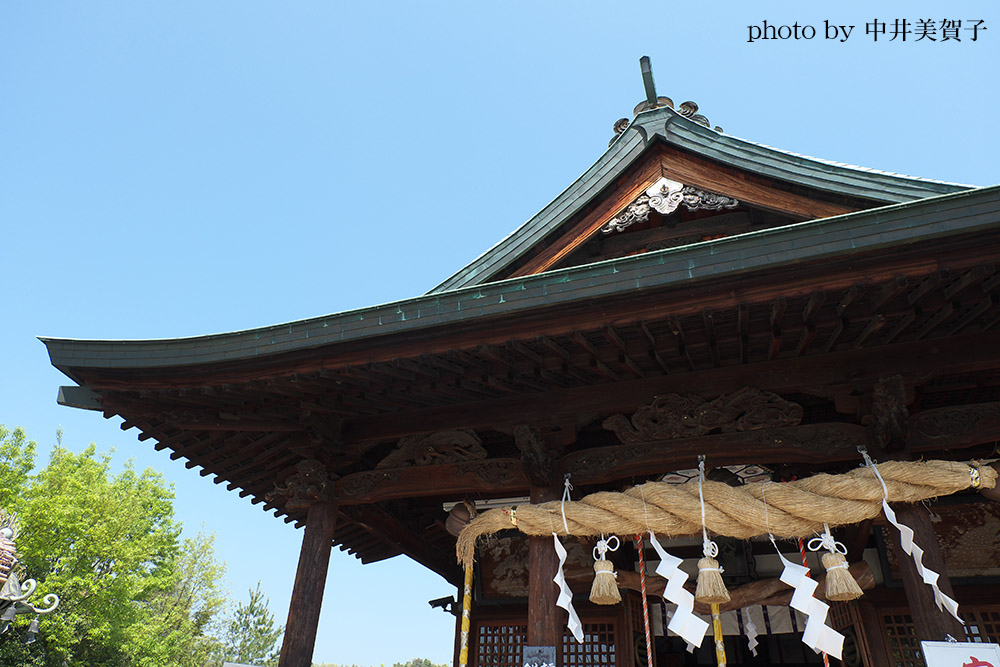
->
xmin=522 ymin=645 xmax=556 ymax=667
xmin=921 ymin=641 xmax=1000 ymax=667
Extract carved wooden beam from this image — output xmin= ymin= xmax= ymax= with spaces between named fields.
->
xmin=602 ymin=387 xmax=803 ymax=443
xmin=375 ymin=429 xmax=485 ymax=469
xmin=330 ymin=405 xmax=1000 ymax=505
xmin=563 ymin=423 xmax=868 ymax=485
xmin=907 ymin=402 xmax=1000 ymax=450
xmin=333 ymin=458 xmax=528 ymax=506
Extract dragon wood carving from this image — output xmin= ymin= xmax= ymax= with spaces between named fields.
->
xmin=603 ymin=387 xmax=803 ymax=443
xmin=376 ymin=429 xmax=486 ymax=469
xmin=265 ymin=459 xmax=331 ymax=510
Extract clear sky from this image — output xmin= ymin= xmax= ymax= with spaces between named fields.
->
xmin=2 ymin=1 xmax=998 ymax=664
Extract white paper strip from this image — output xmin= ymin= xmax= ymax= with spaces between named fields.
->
xmin=648 ymin=531 xmax=709 ymax=648
xmin=552 ymin=533 xmax=584 ymax=643
xmin=860 ymin=451 xmax=962 ymax=624
xmin=882 ymin=499 xmax=961 ymax=622
xmin=742 ymin=607 xmax=759 ymax=656
xmin=776 ymin=549 xmax=844 ymax=659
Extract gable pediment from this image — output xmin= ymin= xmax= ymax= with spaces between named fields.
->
xmin=501 ymin=142 xmax=867 ymax=278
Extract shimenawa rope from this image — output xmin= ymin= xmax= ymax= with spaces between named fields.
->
xmin=456 ymin=459 xmax=994 ymax=567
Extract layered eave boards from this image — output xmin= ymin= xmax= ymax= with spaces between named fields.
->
xmin=429 ymin=104 xmax=973 ymax=293
xmin=43 ymin=184 xmax=1000 ymax=383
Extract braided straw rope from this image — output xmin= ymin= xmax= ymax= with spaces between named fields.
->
xmin=457 ymin=460 xmax=995 ymax=567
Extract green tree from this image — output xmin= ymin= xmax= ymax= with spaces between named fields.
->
xmin=390 ymin=660 xmax=448 ymax=667
xmin=15 ymin=445 xmax=181 ymax=665
xmin=127 ymin=531 xmax=228 ymax=667
xmin=0 ymin=425 xmax=36 ymax=509
xmin=0 ymin=427 xmax=231 ymax=666
xmin=216 ymin=582 xmax=283 ymax=667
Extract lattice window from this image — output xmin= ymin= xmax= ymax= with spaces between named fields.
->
xmin=828 ymin=601 xmax=853 ymax=632
xmin=476 ymin=623 xmax=527 ymax=667
xmin=962 ymin=606 xmax=1000 ymax=643
xmin=473 ymin=622 xmax=618 ymax=667
xmin=880 ymin=606 xmax=1000 ymax=667
xmin=883 ymin=613 xmax=923 ymax=667
xmin=564 ymin=623 xmax=617 ymax=667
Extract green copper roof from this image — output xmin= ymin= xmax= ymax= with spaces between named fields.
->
xmin=43 ymin=184 xmax=1000 ymax=379
xmin=429 ymin=105 xmax=975 ymax=294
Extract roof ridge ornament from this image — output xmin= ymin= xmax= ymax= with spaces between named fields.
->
xmin=611 ymin=57 xmax=724 ymax=144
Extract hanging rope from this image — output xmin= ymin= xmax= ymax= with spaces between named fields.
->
xmin=711 ymin=603 xmax=727 ymax=666
xmin=635 ymin=535 xmax=654 ymax=667
xmin=458 ymin=564 xmax=473 ymax=667
xmin=456 ymin=459 xmax=993 ymax=567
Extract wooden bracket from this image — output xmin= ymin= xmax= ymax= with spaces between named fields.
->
xmin=514 ymin=424 xmax=557 ymax=487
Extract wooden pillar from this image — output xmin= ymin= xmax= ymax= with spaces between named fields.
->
xmin=528 ymin=484 xmax=564 ymax=660
xmin=853 ymin=601 xmax=892 ymax=667
xmin=452 ymin=580 xmax=464 ymax=667
xmin=278 ymin=500 xmax=339 ymax=667
xmin=888 ymin=503 xmax=965 ymax=642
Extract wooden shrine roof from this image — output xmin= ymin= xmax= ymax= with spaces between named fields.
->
xmin=429 ymin=104 xmax=974 ymax=293
xmin=44 ymin=184 xmax=998 ymax=378
xmin=40 ymin=114 xmax=1000 ymax=582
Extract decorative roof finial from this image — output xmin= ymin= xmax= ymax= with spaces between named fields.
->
xmin=640 ymin=56 xmax=658 ymax=108
xmin=610 ymin=57 xmax=724 ymax=144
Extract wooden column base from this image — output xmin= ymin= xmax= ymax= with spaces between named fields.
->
xmin=278 ymin=501 xmax=339 ymax=667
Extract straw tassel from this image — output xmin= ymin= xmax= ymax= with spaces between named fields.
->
xmin=822 ymin=552 xmax=862 ymax=601
xmin=589 ymin=535 xmax=621 ymax=605
xmin=809 ymin=524 xmax=863 ymax=602
xmin=696 ymin=555 xmax=730 ymax=605
xmin=695 ymin=456 xmax=730 ymax=605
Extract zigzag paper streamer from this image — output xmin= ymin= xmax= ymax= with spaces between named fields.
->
xmin=552 ymin=533 xmax=584 ymax=643
xmin=742 ymin=608 xmax=759 ymax=657
xmin=859 ymin=451 xmax=962 ymax=623
xmin=648 ymin=531 xmax=709 ymax=648
xmin=775 ymin=547 xmax=844 ymax=659
xmin=881 ymin=499 xmax=961 ymax=621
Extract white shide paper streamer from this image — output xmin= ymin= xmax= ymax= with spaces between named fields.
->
xmin=881 ymin=499 xmax=961 ymax=621
xmin=552 ymin=534 xmax=584 ymax=643
xmin=648 ymin=531 xmax=709 ymax=648
xmin=742 ymin=608 xmax=759 ymax=656
xmin=774 ymin=544 xmax=844 ymax=659
xmin=861 ymin=451 xmax=962 ymax=623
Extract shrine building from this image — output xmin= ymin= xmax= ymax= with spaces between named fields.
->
xmin=43 ymin=60 xmax=1000 ymax=667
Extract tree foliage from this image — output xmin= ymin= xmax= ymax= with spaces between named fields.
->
xmin=0 ymin=426 xmax=280 ymax=667
xmin=215 ymin=582 xmax=283 ymax=666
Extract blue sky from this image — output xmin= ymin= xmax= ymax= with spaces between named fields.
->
xmin=2 ymin=1 xmax=998 ymax=664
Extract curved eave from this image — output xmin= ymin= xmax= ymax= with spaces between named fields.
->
xmin=430 ymin=106 xmax=974 ymax=293
xmin=653 ymin=109 xmax=972 ymax=203
xmin=42 ymin=185 xmax=1000 ymax=385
